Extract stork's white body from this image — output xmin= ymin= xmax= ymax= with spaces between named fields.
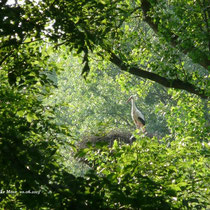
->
xmin=127 ymin=96 xmax=146 ymax=132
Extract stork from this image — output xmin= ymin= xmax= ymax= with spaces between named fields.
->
xmin=127 ymin=95 xmax=146 ymax=132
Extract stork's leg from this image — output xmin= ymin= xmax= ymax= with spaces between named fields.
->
xmin=136 ymin=121 xmax=146 ymax=133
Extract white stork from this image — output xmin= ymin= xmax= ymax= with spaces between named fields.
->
xmin=127 ymin=95 xmax=146 ymax=132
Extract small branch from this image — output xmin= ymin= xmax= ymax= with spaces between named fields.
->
xmin=0 ymin=51 xmax=14 ymax=66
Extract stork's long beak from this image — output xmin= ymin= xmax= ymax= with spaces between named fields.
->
xmin=127 ymin=96 xmax=132 ymax=103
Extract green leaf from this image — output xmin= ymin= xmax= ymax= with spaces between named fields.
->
xmin=26 ymin=113 xmax=38 ymax=122
xmin=17 ymin=110 xmax=25 ymax=117
xmin=113 ymin=140 xmax=118 ymax=150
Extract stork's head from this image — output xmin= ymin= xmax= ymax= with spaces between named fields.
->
xmin=127 ymin=95 xmax=135 ymax=103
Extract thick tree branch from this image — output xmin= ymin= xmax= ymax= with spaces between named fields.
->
xmin=140 ymin=0 xmax=210 ymax=70
xmin=110 ymin=52 xmax=208 ymax=99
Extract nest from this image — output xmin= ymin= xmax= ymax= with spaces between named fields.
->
xmin=78 ymin=129 xmax=156 ymax=149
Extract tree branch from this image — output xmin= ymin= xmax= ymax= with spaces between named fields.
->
xmin=140 ymin=0 xmax=210 ymax=70
xmin=0 ymin=51 xmax=14 ymax=66
xmin=109 ymin=52 xmax=208 ymax=99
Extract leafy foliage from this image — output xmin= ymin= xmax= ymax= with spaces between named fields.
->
xmin=77 ymin=134 xmax=209 ymax=209
xmin=0 ymin=0 xmax=209 ymax=209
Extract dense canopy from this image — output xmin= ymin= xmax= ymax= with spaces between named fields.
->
xmin=0 ymin=0 xmax=209 ymax=209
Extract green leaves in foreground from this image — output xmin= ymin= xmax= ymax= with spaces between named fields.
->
xmin=76 ymin=135 xmax=209 ymax=209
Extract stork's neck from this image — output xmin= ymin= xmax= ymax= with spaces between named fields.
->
xmin=131 ymin=98 xmax=137 ymax=110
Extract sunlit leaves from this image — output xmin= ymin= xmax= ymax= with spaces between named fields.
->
xmin=0 ymin=0 xmax=209 ymax=208
xmin=26 ymin=112 xmax=38 ymax=123
xmin=78 ymin=132 xmax=209 ymax=209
